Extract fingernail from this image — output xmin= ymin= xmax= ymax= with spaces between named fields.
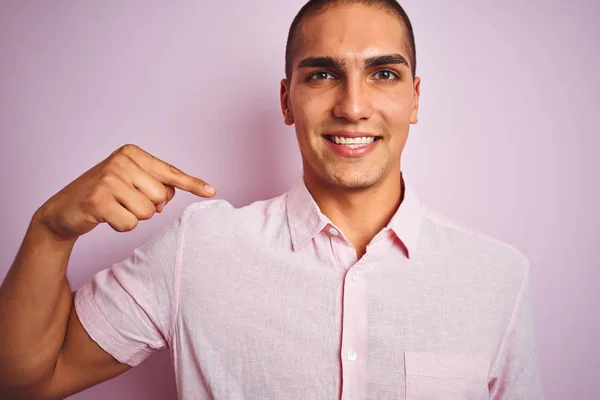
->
xmin=156 ymin=201 xmax=166 ymax=213
xmin=204 ymin=184 xmax=216 ymax=194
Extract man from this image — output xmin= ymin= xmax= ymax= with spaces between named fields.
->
xmin=0 ymin=0 xmax=545 ymax=398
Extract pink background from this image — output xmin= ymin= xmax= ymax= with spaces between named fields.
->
xmin=1 ymin=1 xmax=598 ymax=399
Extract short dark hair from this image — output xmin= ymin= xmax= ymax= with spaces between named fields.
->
xmin=285 ymin=0 xmax=417 ymax=82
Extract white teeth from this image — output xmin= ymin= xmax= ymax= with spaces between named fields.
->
xmin=332 ymin=136 xmax=375 ymax=146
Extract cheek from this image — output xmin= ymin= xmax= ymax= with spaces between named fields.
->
xmin=378 ymin=95 xmax=412 ymax=121
xmin=292 ymin=89 xmax=332 ymax=126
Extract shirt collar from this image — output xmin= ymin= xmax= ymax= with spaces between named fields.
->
xmin=286 ymin=179 xmax=332 ymax=251
xmin=386 ymin=175 xmax=423 ymax=258
xmin=286 ymin=174 xmax=423 ymax=258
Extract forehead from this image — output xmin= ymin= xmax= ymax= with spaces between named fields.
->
xmin=297 ymin=3 xmax=410 ymax=65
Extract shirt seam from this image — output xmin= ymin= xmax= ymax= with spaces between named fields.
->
xmin=406 ymin=373 xmax=488 ymax=380
xmin=488 ymin=258 xmax=530 ymax=378
xmin=168 ymin=206 xmax=192 ymax=344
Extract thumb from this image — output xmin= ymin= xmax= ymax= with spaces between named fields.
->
xmin=155 ymin=185 xmax=176 ymax=213
xmin=165 ymin=185 xmax=176 ymax=203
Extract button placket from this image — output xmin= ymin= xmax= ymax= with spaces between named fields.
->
xmin=339 ymin=263 xmax=367 ymax=398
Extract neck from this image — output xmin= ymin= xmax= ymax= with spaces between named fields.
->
xmin=304 ymin=170 xmax=405 ymax=258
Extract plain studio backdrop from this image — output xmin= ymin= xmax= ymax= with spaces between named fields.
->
xmin=1 ymin=1 xmax=598 ymax=399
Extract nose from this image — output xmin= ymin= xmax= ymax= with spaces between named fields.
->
xmin=332 ymin=75 xmax=374 ymax=122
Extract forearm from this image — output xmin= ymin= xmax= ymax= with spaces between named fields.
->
xmin=0 ymin=209 xmax=76 ymax=392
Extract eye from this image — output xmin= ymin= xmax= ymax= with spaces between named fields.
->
xmin=373 ymin=70 xmax=399 ymax=80
xmin=308 ymin=71 xmax=336 ymax=81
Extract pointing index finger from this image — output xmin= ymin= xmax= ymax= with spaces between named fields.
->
xmin=121 ymin=145 xmax=216 ymax=197
xmin=165 ymin=163 xmax=216 ymax=197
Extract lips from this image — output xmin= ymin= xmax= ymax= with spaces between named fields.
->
xmin=324 ymin=135 xmax=377 ymax=145
xmin=323 ymin=131 xmax=380 ymax=139
xmin=322 ymin=132 xmax=381 ymax=157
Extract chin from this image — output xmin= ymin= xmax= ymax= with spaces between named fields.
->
xmin=322 ymin=165 xmax=385 ymax=190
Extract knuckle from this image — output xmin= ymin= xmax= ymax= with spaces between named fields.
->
xmin=107 ymin=152 xmax=129 ymax=169
xmin=138 ymin=206 xmax=155 ymax=221
xmin=195 ymin=178 xmax=208 ymax=191
xmin=168 ymin=163 xmax=183 ymax=175
xmin=119 ymin=219 xmax=138 ymax=232
xmin=98 ymin=170 xmax=118 ymax=187
xmin=189 ymin=177 xmax=203 ymax=189
xmin=193 ymin=176 xmax=205 ymax=185
xmin=117 ymin=144 xmax=139 ymax=156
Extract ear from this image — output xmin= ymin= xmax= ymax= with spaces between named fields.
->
xmin=280 ymin=79 xmax=295 ymax=126
xmin=409 ymin=76 xmax=421 ymax=125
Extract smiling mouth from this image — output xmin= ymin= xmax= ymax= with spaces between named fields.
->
xmin=324 ymin=135 xmax=382 ymax=148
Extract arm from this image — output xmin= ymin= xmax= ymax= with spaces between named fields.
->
xmin=0 ymin=211 xmax=131 ymax=399
xmin=0 ymin=144 xmax=216 ymax=398
xmin=41 ymin=299 xmax=132 ymax=399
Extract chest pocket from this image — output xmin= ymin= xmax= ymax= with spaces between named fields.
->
xmin=404 ymin=352 xmax=490 ymax=400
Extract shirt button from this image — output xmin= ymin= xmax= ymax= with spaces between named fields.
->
xmin=350 ymin=274 xmax=358 ymax=283
xmin=348 ymin=351 xmax=357 ymax=361
xmin=329 ymin=227 xmax=339 ymax=236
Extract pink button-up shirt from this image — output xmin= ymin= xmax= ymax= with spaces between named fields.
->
xmin=75 ymin=177 xmax=545 ymax=399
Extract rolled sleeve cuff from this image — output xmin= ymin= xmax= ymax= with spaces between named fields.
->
xmin=74 ymin=283 xmax=153 ymax=367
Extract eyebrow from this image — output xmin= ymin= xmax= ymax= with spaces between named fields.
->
xmin=364 ymin=54 xmax=409 ymax=69
xmin=296 ymin=53 xmax=409 ymax=70
xmin=297 ymin=56 xmax=346 ymax=70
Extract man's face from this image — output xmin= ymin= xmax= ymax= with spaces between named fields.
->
xmin=280 ymin=3 xmax=420 ymax=190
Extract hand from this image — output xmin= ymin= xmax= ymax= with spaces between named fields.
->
xmin=37 ymin=144 xmax=216 ymax=241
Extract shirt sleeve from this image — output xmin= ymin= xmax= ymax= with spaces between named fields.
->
xmin=74 ymin=206 xmax=191 ymax=367
xmin=488 ymin=259 xmax=546 ymax=399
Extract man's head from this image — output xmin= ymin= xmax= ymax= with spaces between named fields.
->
xmin=280 ymin=0 xmax=420 ymax=191
xmin=285 ymin=0 xmax=417 ymax=82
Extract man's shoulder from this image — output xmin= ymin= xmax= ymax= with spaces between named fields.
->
xmin=419 ymin=205 xmax=529 ymax=278
xmin=179 ymin=192 xmax=288 ymax=233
